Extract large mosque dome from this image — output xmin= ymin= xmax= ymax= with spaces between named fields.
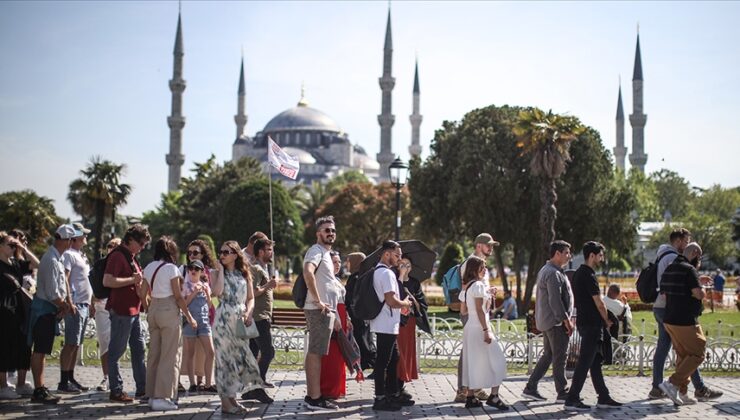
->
xmin=263 ymin=98 xmax=342 ymax=134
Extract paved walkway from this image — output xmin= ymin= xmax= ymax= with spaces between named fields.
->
xmin=0 ymin=366 xmax=738 ymax=419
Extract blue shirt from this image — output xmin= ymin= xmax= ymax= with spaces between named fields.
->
xmin=501 ymin=296 xmax=518 ymax=319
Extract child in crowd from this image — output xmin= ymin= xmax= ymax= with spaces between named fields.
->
xmin=182 ymin=259 xmax=216 ymax=393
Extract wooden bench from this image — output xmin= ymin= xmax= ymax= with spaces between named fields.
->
xmin=272 ymin=307 xmax=306 ymax=328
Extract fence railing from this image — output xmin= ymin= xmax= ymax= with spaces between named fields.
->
xmin=65 ymin=315 xmax=740 ymax=372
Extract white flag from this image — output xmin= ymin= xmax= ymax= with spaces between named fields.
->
xmin=267 ymin=136 xmax=300 ymax=180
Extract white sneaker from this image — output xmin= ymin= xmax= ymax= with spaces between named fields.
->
xmin=151 ymin=398 xmax=178 ymax=411
xmin=96 ymin=378 xmax=108 ymax=392
xmin=0 ymin=386 xmax=19 ymax=400
xmin=679 ymin=393 xmax=697 ymax=405
xmin=659 ymin=381 xmax=683 ymax=406
xmin=15 ymin=382 xmax=34 ymax=396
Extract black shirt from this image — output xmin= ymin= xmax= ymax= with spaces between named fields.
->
xmin=572 ymin=264 xmax=602 ymax=328
xmin=661 ymin=255 xmax=702 ymax=326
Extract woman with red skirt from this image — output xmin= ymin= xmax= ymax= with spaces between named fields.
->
xmin=320 ymin=251 xmax=348 ymax=400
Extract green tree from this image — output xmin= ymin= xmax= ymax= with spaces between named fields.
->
xmin=325 ymin=170 xmax=371 ymax=195
xmin=435 ymin=242 xmax=464 ymax=286
xmin=220 ymin=178 xmax=303 ymax=255
xmin=0 ymin=190 xmax=63 ymax=254
xmin=513 ymin=108 xmax=585 ymax=257
xmin=626 ymin=168 xmax=660 ymax=221
xmin=142 ymin=191 xmax=184 ymax=244
xmin=314 ymin=183 xmax=413 ymax=254
xmin=68 ymin=157 xmax=131 ymax=255
xmin=650 ymin=169 xmax=694 ymax=220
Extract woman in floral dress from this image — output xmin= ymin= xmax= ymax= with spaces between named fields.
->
xmin=211 ymin=241 xmax=270 ymax=414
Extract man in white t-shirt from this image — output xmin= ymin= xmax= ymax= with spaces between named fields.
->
xmin=301 ymin=216 xmax=340 ymax=410
xmin=370 ymin=241 xmax=413 ymax=412
xmin=58 ymin=223 xmax=93 ymax=393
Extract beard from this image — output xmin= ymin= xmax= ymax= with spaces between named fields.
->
xmin=321 ymin=235 xmax=335 ymax=246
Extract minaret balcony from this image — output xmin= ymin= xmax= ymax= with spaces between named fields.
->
xmin=167 ymin=116 xmax=186 ymax=129
xmin=378 ymin=77 xmax=396 ymax=90
xmin=169 ymin=79 xmax=187 ymax=91
xmin=377 ymin=114 xmax=396 ymax=126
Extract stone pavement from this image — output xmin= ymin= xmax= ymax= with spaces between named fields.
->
xmin=0 ymin=366 xmax=738 ymax=419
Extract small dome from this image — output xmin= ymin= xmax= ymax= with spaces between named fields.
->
xmin=282 ymin=147 xmax=317 ymax=164
xmin=263 ymin=103 xmax=342 ymax=133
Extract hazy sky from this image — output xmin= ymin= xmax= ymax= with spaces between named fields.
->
xmin=1 ymin=1 xmax=739 ymax=220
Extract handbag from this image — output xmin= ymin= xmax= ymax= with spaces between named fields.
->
xmin=236 ymin=318 xmax=259 ymax=339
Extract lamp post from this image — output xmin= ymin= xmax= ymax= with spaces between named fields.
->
xmin=389 ymin=157 xmax=409 ymax=241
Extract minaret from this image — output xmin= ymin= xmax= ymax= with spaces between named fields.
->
xmin=166 ymin=11 xmax=186 ymax=192
xmin=234 ymin=56 xmax=247 ymax=139
xmin=377 ymin=7 xmax=395 ymax=180
xmin=628 ymin=32 xmax=648 ymax=172
xmin=409 ymin=58 xmax=422 ymax=158
xmin=613 ymin=82 xmax=627 ymax=170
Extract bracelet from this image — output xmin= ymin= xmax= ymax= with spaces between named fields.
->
xmin=482 ymin=328 xmax=489 ymax=332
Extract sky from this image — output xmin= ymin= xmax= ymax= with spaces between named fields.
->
xmin=1 ymin=1 xmax=739 ymax=220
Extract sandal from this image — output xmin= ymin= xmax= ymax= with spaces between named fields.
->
xmin=201 ymin=385 xmax=218 ymax=393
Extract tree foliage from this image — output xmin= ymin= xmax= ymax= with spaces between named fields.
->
xmin=313 ymin=183 xmax=412 ymax=254
xmin=650 ymin=169 xmax=694 ymax=220
xmin=0 ymin=190 xmax=63 ymax=254
xmin=435 ymin=242 xmax=465 ymax=286
xmin=220 ymin=178 xmax=303 ymax=255
xmin=68 ymin=156 xmax=131 ymax=255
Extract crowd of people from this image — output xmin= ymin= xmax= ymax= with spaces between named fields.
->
xmin=0 ymin=218 xmax=728 ymax=413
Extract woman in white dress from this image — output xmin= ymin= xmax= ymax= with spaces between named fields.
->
xmin=459 ymin=256 xmax=509 ymax=410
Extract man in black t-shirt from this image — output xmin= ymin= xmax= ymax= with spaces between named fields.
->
xmin=564 ymin=242 xmax=622 ymax=411
xmin=658 ymin=242 xmax=707 ymax=406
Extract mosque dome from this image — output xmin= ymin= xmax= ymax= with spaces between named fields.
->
xmin=263 ymin=92 xmax=342 ymax=134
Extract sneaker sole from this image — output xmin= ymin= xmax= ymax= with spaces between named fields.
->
xmin=521 ymin=392 xmax=546 ymax=401
xmin=564 ymin=405 xmax=591 ymax=411
xmin=658 ymin=383 xmax=683 ymax=406
xmin=596 ymin=404 xmax=622 ymax=409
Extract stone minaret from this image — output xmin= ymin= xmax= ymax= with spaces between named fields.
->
xmin=166 ymin=12 xmax=186 ymax=192
xmin=613 ymin=82 xmax=627 ymax=170
xmin=628 ymin=33 xmax=647 ymax=172
xmin=409 ymin=59 xmax=422 ymax=158
xmin=377 ymin=8 xmax=395 ymax=180
xmin=234 ymin=57 xmax=247 ymax=139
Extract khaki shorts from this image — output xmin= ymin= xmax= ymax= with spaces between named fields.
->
xmin=304 ymin=309 xmax=332 ymax=355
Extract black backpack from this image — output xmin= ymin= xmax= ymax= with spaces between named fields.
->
xmin=635 ymin=251 xmax=677 ymax=303
xmin=89 ymin=253 xmax=113 ymax=299
xmin=351 ymin=267 xmax=385 ymax=321
xmin=291 ymin=252 xmax=323 ymax=309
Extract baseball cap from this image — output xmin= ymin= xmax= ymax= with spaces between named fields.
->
xmin=55 ymin=224 xmax=77 ymax=240
xmin=72 ymin=222 xmax=91 ymax=236
xmin=187 ymin=259 xmax=205 ymax=270
xmin=474 ymin=233 xmax=500 ymax=246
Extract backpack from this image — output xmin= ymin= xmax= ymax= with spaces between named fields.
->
xmin=635 ymin=250 xmax=677 ymax=303
xmin=89 ymin=253 xmax=113 ymax=299
xmin=291 ymin=251 xmax=324 ymax=309
xmin=441 ymin=262 xmax=465 ymax=305
xmin=351 ymin=267 xmax=385 ymax=321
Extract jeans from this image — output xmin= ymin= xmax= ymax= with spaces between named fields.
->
xmin=374 ymin=333 xmax=399 ymax=397
xmin=249 ymin=319 xmax=275 ymax=381
xmin=108 ymin=311 xmax=146 ymax=395
xmin=567 ymin=326 xmax=609 ymax=402
xmin=652 ymin=307 xmax=704 ymax=390
xmin=526 ymin=325 xmax=569 ymax=394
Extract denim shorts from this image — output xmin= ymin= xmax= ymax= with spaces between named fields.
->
xmin=183 ymin=295 xmax=211 ymax=337
xmin=64 ymin=303 xmax=89 ymax=346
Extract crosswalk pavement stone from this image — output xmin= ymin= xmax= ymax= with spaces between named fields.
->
xmin=0 ymin=366 xmax=737 ymax=419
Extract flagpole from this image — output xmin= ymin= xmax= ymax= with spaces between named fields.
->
xmin=268 ymin=162 xmax=275 ymax=276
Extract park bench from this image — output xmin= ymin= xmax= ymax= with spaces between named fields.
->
xmin=272 ymin=307 xmax=306 ymax=328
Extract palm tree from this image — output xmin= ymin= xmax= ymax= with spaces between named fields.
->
xmin=513 ymin=108 xmax=584 ymax=256
xmin=0 ymin=190 xmax=62 ymax=253
xmin=68 ymin=157 xmax=132 ymax=256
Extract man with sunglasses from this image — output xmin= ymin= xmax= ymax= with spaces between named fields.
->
xmin=302 ymin=216 xmax=340 ymax=410
xmin=58 ymin=223 xmax=93 ymax=394
xmin=103 ymin=224 xmax=151 ymax=403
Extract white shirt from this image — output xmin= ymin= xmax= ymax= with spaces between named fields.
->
xmin=369 ymin=264 xmax=400 ymax=335
xmin=302 ymin=244 xmax=336 ymax=310
xmin=62 ymin=248 xmax=92 ymax=304
xmin=603 ymin=296 xmax=632 ymax=322
xmin=143 ymin=261 xmax=181 ymax=298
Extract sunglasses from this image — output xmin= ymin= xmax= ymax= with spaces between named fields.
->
xmin=187 ymin=250 xmax=202 ymax=256
xmin=219 ymin=249 xmax=236 ymax=256
xmin=187 ymin=266 xmax=203 ymax=272
xmin=323 ymin=228 xmax=336 ymax=234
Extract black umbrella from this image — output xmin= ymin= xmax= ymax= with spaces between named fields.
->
xmin=359 ymin=240 xmax=437 ymax=281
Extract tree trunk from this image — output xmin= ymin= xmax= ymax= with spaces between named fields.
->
xmin=494 ymin=246 xmax=508 ymax=293
xmin=540 ymin=177 xmax=558 ymax=257
xmin=521 ymin=248 xmax=542 ymax=314
xmin=93 ymin=201 xmax=105 ymax=258
xmin=513 ymin=246 xmax=523 ymax=300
